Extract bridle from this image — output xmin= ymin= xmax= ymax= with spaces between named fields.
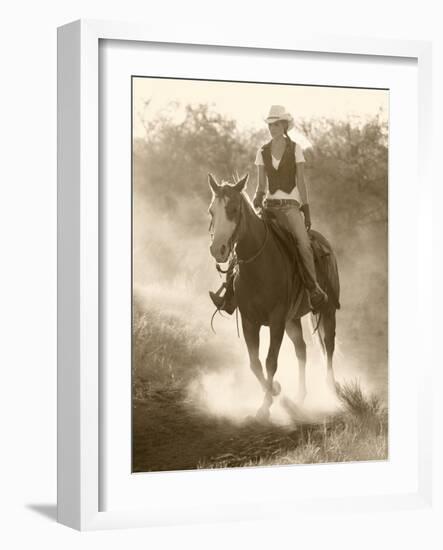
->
xmin=209 ymin=193 xmax=269 ymax=267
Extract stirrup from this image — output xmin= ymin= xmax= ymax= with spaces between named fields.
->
xmin=209 ymin=290 xmax=225 ymax=309
xmin=209 ymin=290 xmax=236 ymax=315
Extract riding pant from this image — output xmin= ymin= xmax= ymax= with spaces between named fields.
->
xmin=264 ymin=203 xmax=318 ymax=290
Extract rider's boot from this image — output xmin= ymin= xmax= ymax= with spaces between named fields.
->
xmin=209 ymin=276 xmax=237 ymax=314
xmin=309 ymin=284 xmax=328 ymax=314
xmin=209 ymin=282 xmax=226 ymax=309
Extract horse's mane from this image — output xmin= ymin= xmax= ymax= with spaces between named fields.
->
xmin=240 ymin=190 xmax=261 ymax=219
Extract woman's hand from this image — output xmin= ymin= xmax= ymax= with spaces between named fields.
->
xmin=253 ymin=190 xmax=265 ymax=210
xmin=300 ymin=204 xmax=312 ymax=231
xmin=254 ymin=166 xmax=266 ymax=210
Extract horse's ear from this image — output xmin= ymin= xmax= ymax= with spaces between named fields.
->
xmin=208 ymin=173 xmax=219 ymax=194
xmin=234 ymin=173 xmax=249 ymax=192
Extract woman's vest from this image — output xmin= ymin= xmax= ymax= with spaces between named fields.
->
xmin=261 ymin=137 xmax=297 ymax=194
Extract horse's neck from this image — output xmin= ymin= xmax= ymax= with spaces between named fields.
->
xmin=236 ymin=196 xmax=266 ymax=259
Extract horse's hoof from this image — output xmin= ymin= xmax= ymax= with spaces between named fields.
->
xmin=272 ymin=380 xmax=281 ymax=397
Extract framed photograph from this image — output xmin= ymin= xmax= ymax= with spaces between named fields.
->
xmin=57 ymin=19 xmax=433 ymax=530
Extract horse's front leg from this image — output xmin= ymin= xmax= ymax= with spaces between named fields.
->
xmin=241 ymin=315 xmax=267 ymax=392
xmin=257 ymin=316 xmax=285 ymax=420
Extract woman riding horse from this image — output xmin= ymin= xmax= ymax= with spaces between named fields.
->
xmin=210 ymin=104 xmax=328 ymax=313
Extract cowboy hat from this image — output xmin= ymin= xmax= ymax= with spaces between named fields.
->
xmin=264 ymin=105 xmax=294 ymax=130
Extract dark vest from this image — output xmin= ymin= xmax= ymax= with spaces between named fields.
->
xmin=261 ymin=137 xmax=297 ymax=194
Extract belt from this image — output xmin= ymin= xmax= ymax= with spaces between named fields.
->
xmin=263 ymin=198 xmax=300 ymax=207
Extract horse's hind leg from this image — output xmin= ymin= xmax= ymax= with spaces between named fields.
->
xmin=322 ymin=309 xmax=337 ymax=390
xmin=285 ymin=317 xmax=307 ymax=403
xmin=241 ymin=315 xmax=267 ymax=392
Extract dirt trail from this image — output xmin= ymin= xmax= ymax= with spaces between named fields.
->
xmin=132 ymin=388 xmax=317 ymax=472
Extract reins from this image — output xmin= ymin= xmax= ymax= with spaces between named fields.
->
xmin=214 ymin=195 xmax=268 ymax=269
xmin=233 ymin=196 xmax=268 ymax=264
xmin=236 ymin=218 xmax=269 ymax=264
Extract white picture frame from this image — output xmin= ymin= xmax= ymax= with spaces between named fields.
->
xmin=57 ymin=19 xmax=434 ymax=531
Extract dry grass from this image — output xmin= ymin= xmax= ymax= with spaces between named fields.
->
xmin=132 ymin=296 xmax=209 ymax=399
xmin=133 ymin=297 xmax=388 ymax=470
xmin=198 ymin=381 xmax=388 ymax=469
xmin=132 ymin=294 xmax=240 ymax=399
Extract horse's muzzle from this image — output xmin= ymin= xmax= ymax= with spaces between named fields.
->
xmin=210 ymin=242 xmax=230 ymax=263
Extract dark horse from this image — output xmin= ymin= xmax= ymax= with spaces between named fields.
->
xmin=208 ymin=172 xmax=340 ymax=419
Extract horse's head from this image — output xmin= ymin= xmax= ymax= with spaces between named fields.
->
xmin=207 ymin=172 xmax=249 ymax=263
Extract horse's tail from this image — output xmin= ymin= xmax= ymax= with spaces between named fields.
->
xmin=308 ymin=242 xmax=340 ymax=356
xmin=309 ymin=312 xmax=326 ymax=356
xmin=310 ymin=230 xmax=341 ymax=310
xmin=325 ymin=251 xmax=340 ymax=310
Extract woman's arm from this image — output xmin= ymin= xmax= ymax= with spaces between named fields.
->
xmin=297 ymin=163 xmax=312 ymax=230
xmin=296 ymin=162 xmax=308 ymax=205
xmin=257 ymin=165 xmax=266 ymax=194
xmin=253 ymin=165 xmax=267 ymax=208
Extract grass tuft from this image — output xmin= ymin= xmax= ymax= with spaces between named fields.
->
xmin=335 ymin=379 xmax=387 ymax=435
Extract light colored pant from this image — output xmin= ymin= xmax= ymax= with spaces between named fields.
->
xmin=265 ymin=204 xmax=318 ymax=290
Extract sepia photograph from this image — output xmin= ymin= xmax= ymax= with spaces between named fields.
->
xmin=131 ymin=76 xmax=389 ymax=473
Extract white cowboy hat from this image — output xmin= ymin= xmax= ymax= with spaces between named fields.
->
xmin=264 ymin=105 xmax=294 ymax=130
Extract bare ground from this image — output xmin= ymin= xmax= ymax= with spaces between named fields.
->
xmin=132 ymin=384 xmax=387 ymax=473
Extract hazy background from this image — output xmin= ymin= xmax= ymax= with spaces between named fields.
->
xmin=132 ymin=77 xmax=388 ymax=471
xmin=7 ymin=2 xmax=440 ymax=546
